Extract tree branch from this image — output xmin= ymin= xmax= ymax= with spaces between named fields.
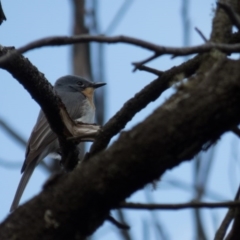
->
xmin=0 ymin=118 xmax=26 ymax=146
xmin=1 ymin=57 xmax=240 ymax=239
xmin=14 ymin=36 xmax=240 ymax=56
xmin=120 ymin=201 xmax=240 ymax=210
xmin=132 ymin=53 xmax=161 ymax=71
xmin=214 ymin=185 xmax=240 ymax=240
xmin=218 ymin=2 xmax=240 ymax=31
xmin=2 ymin=35 xmax=240 ymax=65
xmin=194 ymin=27 xmax=208 ymax=42
xmin=134 ymin=65 xmax=163 ymax=76
xmin=0 ymin=47 xmax=70 ymax=139
xmin=88 ymin=54 xmax=203 ymax=157
xmin=210 ymin=0 xmax=235 ymax=43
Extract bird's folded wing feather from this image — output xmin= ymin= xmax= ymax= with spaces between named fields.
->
xmin=22 ymin=91 xmax=87 ymax=172
xmin=21 ymin=110 xmax=56 ymax=172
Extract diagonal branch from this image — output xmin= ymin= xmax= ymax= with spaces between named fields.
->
xmin=88 ymin=54 xmax=203 ymax=157
xmin=214 ymin=185 xmax=240 ymax=240
xmin=134 ymin=65 xmax=163 ymax=76
xmin=0 ymin=47 xmax=70 ymax=138
xmin=1 ymin=57 xmax=240 ymax=239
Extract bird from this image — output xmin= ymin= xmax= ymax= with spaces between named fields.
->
xmin=10 ymin=75 xmax=106 ymax=212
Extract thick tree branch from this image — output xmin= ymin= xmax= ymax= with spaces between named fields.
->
xmin=196 ymin=0 xmax=234 ymax=77
xmin=210 ymin=0 xmax=236 ymax=43
xmin=1 ymin=57 xmax=240 ymax=239
xmin=218 ymin=2 xmax=240 ymax=31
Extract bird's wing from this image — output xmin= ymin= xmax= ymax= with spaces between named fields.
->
xmin=10 ymin=111 xmax=57 ymax=211
xmin=11 ymin=91 xmax=87 ymax=211
xmin=10 ymin=159 xmax=38 ymax=212
xmin=21 ymin=110 xmax=56 ymax=173
xmin=21 ymin=91 xmax=86 ymax=173
xmin=10 ymin=110 xmax=60 ymax=212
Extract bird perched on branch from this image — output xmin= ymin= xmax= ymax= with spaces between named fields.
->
xmin=10 ymin=75 xmax=106 ymax=212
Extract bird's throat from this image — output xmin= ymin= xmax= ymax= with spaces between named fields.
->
xmin=81 ymin=87 xmax=95 ymax=109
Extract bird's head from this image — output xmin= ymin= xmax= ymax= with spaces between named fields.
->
xmin=55 ymin=75 xmax=106 ymax=97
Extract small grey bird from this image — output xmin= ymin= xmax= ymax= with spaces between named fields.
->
xmin=10 ymin=75 xmax=106 ymax=212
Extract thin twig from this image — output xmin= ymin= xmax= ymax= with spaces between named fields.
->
xmin=115 ymin=210 xmax=132 ymax=240
xmin=120 ymin=201 xmax=240 ymax=210
xmin=224 ymin=184 xmax=240 ymax=240
xmin=132 ymin=53 xmax=161 ymax=72
xmin=214 ymin=209 xmax=235 ymax=240
xmin=0 ymin=118 xmax=27 ymax=146
xmin=195 ymin=27 xmax=208 ymax=42
xmin=165 ymin=177 xmax=227 ymax=201
xmin=144 ymin=189 xmax=170 ymax=240
xmin=0 ymin=159 xmax=22 ymax=169
xmin=106 ymin=215 xmax=130 ymax=230
xmin=218 ymin=2 xmax=240 ymax=31
xmin=192 ymin=150 xmax=215 ymax=240
xmin=214 ymin=185 xmax=240 ymax=240
xmin=181 ymin=0 xmax=190 ymax=47
xmin=0 ymin=118 xmax=53 ymax=172
xmin=105 ymin=0 xmax=134 ymax=35
xmin=134 ymin=65 xmax=163 ymax=76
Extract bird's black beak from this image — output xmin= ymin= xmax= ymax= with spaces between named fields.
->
xmin=92 ymin=82 xmax=106 ymax=89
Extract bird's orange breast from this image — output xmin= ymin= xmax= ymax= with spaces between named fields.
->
xmin=81 ymin=87 xmax=95 ymax=109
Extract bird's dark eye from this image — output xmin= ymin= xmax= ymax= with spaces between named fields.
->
xmin=77 ymin=81 xmax=84 ymax=87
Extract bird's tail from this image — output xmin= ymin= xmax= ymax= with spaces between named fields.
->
xmin=10 ymin=159 xmax=38 ymax=212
